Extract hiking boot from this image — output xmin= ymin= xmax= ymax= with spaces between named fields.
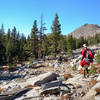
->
xmin=83 ymin=70 xmax=86 ymax=78
xmin=87 ymin=74 xmax=89 ymax=78
xmin=83 ymin=74 xmax=86 ymax=78
xmin=84 ymin=76 xmax=86 ymax=78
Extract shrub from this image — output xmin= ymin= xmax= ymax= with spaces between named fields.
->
xmin=62 ymin=56 xmax=68 ymax=62
xmin=95 ymin=52 xmax=100 ymax=64
xmin=88 ymin=65 xmax=96 ymax=75
xmin=29 ymin=58 xmax=34 ymax=66
xmin=72 ymin=66 xmax=77 ymax=71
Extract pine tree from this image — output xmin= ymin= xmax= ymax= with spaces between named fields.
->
xmin=38 ymin=15 xmax=47 ymax=58
xmin=6 ymin=29 xmax=11 ymax=40
xmin=0 ymin=40 xmax=6 ymax=65
xmin=42 ymin=34 xmax=49 ymax=56
xmin=94 ymin=34 xmax=99 ymax=44
xmin=0 ymin=24 xmax=5 ymax=34
xmin=58 ymin=35 xmax=67 ymax=53
xmin=75 ymin=36 xmax=85 ymax=48
xmin=10 ymin=27 xmax=20 ymax=62
xmin=51 ymin=13 xmax=61 ymax=56
xmin=0 ymin=24 xmax=5 ymax=43
xmin=30 ymin=20 xmax=39 ymax=58
xmin=0 ymin=24 xmax=6 ymax=64
xmin=24 ymin=35 xmax=31 ymax=59
xmin=79 ymin=36 xmax=85 ymax=47
xmin=5 ymin=29 xmax=12 ymax=63
xmin=67 ymin=35 xmax=74 ymax=53
xmin=19 ymin=34 xmax=27 ymax=61
xmin=87 ymin=36 xmax=93 ymax=46
xmin=11 ymin=26 xmax=17 ymax=60
xmin=6 ymin=40 xmax=13 ymax=63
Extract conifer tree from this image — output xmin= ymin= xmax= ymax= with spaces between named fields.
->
xmin=19 ymin=34 xmax=27 ymax=60
xmin=5 ymin=29 xmax=12 ymax=63
xmin=30 ymin=20 xmax=39 ymax=58
xmin=0 ymin=24 xmax=6 ymax=64
xmin=6 ymin=29 xmax=10 ymax=40
xmin=0 ymin=24 xmax=5 ymax=34
xmin=42 ymin=34 xmax=49 ymax=56
xmin=0 ymin=40 xmax=6 ymax=64
xmin=51 ymin=13 xmax=61 ymax=56
xmin=6 ymin=40 xmax=13 ymax=63
xmin=67 ymin=35 xmax=74 ymax=53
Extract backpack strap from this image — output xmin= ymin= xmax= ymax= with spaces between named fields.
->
xmin=86 ymin=49 xmax=89 ymax=58
xmin=83 ymin=48 xmax=89 ymax=63
xmin=83 ymin=48 xmax=88 ymax=57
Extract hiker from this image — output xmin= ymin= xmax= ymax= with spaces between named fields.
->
xmin=43 ymin=54 xmax=45 ymax=61
xmin=80 ymin=44 xmax=90 ymax=78
xmin=58 ymin=56 xmax=62 ymax=64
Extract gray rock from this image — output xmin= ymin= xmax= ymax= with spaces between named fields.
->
xmin=95 ymin=96 xmax=100 ymax=100
xmin=80 ymin=91 xmax=85 ymax=97
xmin=14 ymin=87 xmax=41 ymax=100
xmin=42 ymin=80 xmax=62 ymax=90
xmin=92 ymin=82 xmax=100 ymax=90
xmin=41 ymin=80 xmax=61 ymax=95
xmin=97 ymin=75 xmax=100 ymax=82
xmin=34 ymin=72 xmax=59 ymax=86
xmin=2 ymin=84 xmax=21 ymax=94
xmin=77 ymin=65 xmax=82 ymax=71
xmin=41 ymin=80 xmax=69 ymax=96
xmin=76 ymin=84 xmax=82 ymax=89
xmin=83 ymin=89 xmax=96 ymax=100
xmin=43 ymin=95 xmax=60 ymax=100
xmin=0 ymin=68 xmax=30 ymax=80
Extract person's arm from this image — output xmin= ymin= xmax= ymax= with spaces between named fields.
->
xmin=81 ymin=55 xmax=84 ymax=60
xmin=81 ymin=49 xmax=85 ymax=60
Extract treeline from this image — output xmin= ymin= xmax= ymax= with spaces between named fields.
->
xmin=0 ymin=13 xmax=100 ymax=65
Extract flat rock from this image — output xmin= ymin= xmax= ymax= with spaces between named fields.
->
xmin=34 ymin=72 xmax=59 ymax=86
xmin=42 ymin=80 xmax=62 ymax=90
xmin=97 ymin=75 xmax=100 ymax=82
xmin=43 ymin=95 xmax=60 ymax=100
xmin=41 ymin=80 xmax=62 ymax=95
xmin=82 ymin=89 xmax=96 ymax=100
xmin=95 ymin=96 xmax=100 ymax=100
xmin=41 ymin=80 xmax=69 ymax=96
xmin=92 ymin=82 xmax=100 ymax=90
xmin=14 ymin=87 xmax=41 ymax=100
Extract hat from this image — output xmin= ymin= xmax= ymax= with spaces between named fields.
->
xmin=83 ymin=44 xmax=87 ymax=48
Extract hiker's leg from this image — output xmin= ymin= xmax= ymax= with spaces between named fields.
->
xmin=87 ymin=65 xmax=89 ymax=77
xmin=86 ymin=68 xmax=88 ymax=74
xmin=83 ymin=67 xmax=86 ymax=78
xmin=85 ymin=64 xmax=89 ymax=77
xmin=85 ymin=64 xmax=88 ymax=73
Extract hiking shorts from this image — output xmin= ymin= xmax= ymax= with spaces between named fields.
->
xmin=80 ymin=59 xmax=90 ymax=67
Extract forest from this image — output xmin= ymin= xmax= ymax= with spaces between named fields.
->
xmin=0 ymin=13 xmax=100 ymax=65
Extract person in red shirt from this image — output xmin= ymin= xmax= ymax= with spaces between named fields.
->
xmin=80 ymin=44 xmax=90 ymax=78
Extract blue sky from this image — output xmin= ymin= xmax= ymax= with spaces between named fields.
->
xmin=0 ymin=0 xmax=100 ymax=37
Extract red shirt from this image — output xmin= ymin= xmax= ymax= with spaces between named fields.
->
xmin=80 ymin=48 xmax=90 ymax=67
xmin=82 ymin=48 xmax=87 ymax=58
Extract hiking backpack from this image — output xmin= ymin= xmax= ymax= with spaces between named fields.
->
xmin=86 ymin=49 xmax=95 ymax=63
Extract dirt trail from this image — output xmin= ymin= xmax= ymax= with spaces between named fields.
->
xmin=50 ymin=61 xmax=96 ymax=100
xmin=32 ymin=60 xmax=97 ymax=100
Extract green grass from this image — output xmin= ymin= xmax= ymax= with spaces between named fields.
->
xmin=88 ymin=65 xmax=96 ymax=75
xmin=72 ymin=66 xmax=77 ymax=71
xmin=95 ymin=52 xmax=100 ymax=64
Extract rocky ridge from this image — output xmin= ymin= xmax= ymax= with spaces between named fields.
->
xmin=0 ymin=46 xmax=100 ymax=100
xmin=70 ymin=24 xmax=100 ymax=39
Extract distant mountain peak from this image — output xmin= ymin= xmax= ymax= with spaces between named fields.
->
xmin=70 ymin=24 xmax=100 ymax=39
